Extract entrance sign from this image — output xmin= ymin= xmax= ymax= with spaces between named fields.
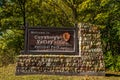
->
xmin=27 ymin=27 xmax=78 ymax=55
xmin=16 ymin=23 xmax=105 ymax=76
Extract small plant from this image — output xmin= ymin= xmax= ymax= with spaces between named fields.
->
xmin=104 ymin=51 xmax=120 ymax=71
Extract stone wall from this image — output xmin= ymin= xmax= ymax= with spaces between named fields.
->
xmin=16 ymin=23 xmax=105 ymax=76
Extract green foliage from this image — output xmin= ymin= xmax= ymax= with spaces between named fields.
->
xmin=0 ymin=0 xmax=120 ymax=71
xmin=0 ymin=29 xmax=23 ymax=66
xmin=105 ymin=51 xmax=120 ymax=71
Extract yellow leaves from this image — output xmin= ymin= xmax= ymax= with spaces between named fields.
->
xmin=99 ymin=25 xmax=106 ymax=29
xmin=83 ymin=14 xmax=92 ymax=22
xmin=94 ymin=13 xmax=109 ymax=24
xmin=78 ymin=1 xmax=88 ymax=12
xmin=32 ymin=0 xmax=39 ymax=3
xmin=95 ymin=13 xmax=109 ymax=20
xmin=1 ymin=18 xmax=9 ymax=26
xmin=0 ymin=37 xmax=7 ymax=49
xmin=100 ymin=0 xmax=110 ymax=6
xmin=78 ymin=0 xmax=98 ymax=13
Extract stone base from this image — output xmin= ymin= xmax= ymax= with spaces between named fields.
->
xmin=16 ymin=71 xmax=105 ymax=76
xmin=16 ymin=55 xmax=105 ymax=76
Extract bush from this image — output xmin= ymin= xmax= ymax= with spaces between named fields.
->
xmin=0 ymin=49 xmax=16 ymax=66
xmin=104 ymin=51 xmax=120 ymax=71
xmin=0 ymin=29 xmax=23 ymax=66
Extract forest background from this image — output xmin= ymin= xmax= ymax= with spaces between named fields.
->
xmin=0 ymin=0 xmax=120 ymax=72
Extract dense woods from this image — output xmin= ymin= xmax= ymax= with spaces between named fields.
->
xmin=0 ymin=0 xmax=120 ymax=71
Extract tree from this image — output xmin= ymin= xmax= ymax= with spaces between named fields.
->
xmin=0 ymin=0 xmax=120 ymax=71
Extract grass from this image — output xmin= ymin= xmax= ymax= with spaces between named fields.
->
xmin=0 ymin=64 xmax=120 ymax=80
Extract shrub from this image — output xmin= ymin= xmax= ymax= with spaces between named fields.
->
xmin=0 ymin=29 xmax=23 ymax=66
xmin=104 ymin=51 xmax=120 ymax=71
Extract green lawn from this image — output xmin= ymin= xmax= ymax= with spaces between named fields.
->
xmin=0 ymin=64 xmax=120 ymax=80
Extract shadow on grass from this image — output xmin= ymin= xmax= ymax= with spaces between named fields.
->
xmin=106 ymin=73 xmax=120 ymax=77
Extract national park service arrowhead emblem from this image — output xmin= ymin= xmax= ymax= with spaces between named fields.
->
xmin=63 ymin=32 xmax=71 ymax=41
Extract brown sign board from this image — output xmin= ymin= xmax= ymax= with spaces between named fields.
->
xmin=27 ymin=27 xmax=78 ymax=55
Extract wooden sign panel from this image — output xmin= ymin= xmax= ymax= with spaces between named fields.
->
xmin=27 ymin=27 xmax=78 ymax=55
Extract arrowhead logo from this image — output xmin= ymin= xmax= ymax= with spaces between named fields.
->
xmin=63 ymin=32 xmax=71 ymax=42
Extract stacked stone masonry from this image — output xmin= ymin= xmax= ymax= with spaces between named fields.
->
xmin=16 ymin=23 xmax=105 ymax=76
